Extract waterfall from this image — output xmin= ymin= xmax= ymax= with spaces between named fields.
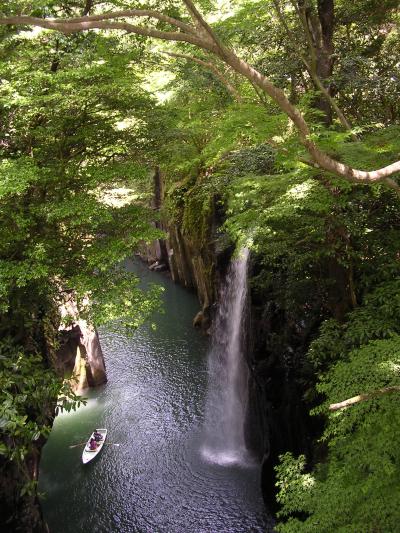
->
xmin=202 ymin=248 xmax=250 ymax=466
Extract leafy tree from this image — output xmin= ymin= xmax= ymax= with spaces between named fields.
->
xmin=0 ymin=18 xmax=166 ymax=528
xmin=1 ymin=0 xmax=400 ymax=191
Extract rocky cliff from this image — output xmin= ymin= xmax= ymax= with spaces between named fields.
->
xmin=140 ymin=168 xmax=233 ymax=332
xmin=58 ymin=295 xmax=107 ymax=393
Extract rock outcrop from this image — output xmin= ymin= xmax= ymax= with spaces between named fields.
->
xmin=245 ymin=289 xmax=321 ymax=511
xmin=0 ymin=301 xmax=107 ymax=531
xmin=58 ymin=297 xmax=107 ymax=393
xmin=58 ymin=322 xmax=107 ymax=393
xmin=140 ymin=169 xmax=232 ymax=332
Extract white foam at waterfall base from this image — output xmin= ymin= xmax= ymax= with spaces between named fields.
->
xmin=201 ymin=248 xmax=251 ymax=467
xmin=200 ymin=446 xmax=251 ymax=467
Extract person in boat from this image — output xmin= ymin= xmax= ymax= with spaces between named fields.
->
xmin=93 ymin=430 xmax=103 ymax=442
xmin=89 ymin=437 xmax=97 ymax=450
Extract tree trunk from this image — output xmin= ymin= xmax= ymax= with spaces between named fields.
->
xmin=299 ymin=0 xmax=335 ymax=124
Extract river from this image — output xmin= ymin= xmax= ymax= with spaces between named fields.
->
xmin=39 ymin=259 xmax=273 ymax=533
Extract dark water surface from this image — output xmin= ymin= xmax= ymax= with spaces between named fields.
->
xmin=39 ymin=260 xmax=273 ymax=533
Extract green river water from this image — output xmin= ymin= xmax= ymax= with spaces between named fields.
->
xmin=39 ymin=259 xmax=273 ymax=533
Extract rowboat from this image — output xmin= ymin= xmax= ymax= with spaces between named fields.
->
xmin=82 ymin=428 xmax=107 ymax=464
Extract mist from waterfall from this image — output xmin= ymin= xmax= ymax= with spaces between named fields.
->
xmin=202 ymin=248 xmax=250 ymax=466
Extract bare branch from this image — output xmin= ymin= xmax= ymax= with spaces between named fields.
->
xmin=55 ymin=9 xmax=197 ymax=35
xmin=0 ymin=16 xmax=214 ymax=50
xmin=162 ymin=51 xmax=242 ymax=102
xmin=329 ymin=386 xmax=400 ymax=411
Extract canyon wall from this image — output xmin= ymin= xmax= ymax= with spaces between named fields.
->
xmin=0 ymin=301 xmax=107 ymax=532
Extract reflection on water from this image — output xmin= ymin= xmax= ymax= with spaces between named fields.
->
xmin=39 ymin=259 xmax=273 ymax=533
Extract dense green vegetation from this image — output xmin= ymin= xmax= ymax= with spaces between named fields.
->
xmin=1 ymin=1 xmax=400 ymax=531
xmin=0 ymin=15 xmax=164 ymax=527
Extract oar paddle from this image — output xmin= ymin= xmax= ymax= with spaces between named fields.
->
xmin=69 ymin=442 xmax=120 ymax=449
xmin=69 ymin=441 xmax=86 ymax=449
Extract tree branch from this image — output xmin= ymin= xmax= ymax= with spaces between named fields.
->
xmin=329 ymin=386 xmax=400 ymax=411
xmin=250 ymin=80 xmax=270 ymax=106
xmin=82 ymin=0 xmax=94 ymax=17
xmin=55 ymin=9 xmax=197 ymax=35
xmin=220 ymin=50 xmax=400 ymax=193
xmin=161 ymin=51 xmax=242 ymax=102
xmin=0 ymin=16 xmax=214 ymax=50
xmin=296 ymin=0 xmax=318 ymax=73
xmin=181 ymin=0 xmax=228 ymax=59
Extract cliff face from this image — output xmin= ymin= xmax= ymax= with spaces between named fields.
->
xmin=57 ymin=323 xmax=107 ymax=393
xmin=0 ymin=443 xmax=49 ymax=533
xmin=245 ymin=279 xmax=323 ymax=510
xmin=58 ymin=296 xmax=107 ymax=393
xmin=0 ymin=298 xmax=107 ymax=532
xmin=141 ymin=170 xmax=232 ymax=331
xmin=0 ymin=305 xmax=58 ymax=533
xmin=167 ymin=224 xmax=215 ymax=330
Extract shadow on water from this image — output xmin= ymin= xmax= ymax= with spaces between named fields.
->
xmin=39 ymin=259 xmax=274 ymax=533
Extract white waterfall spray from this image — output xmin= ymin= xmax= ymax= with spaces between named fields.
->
xmin=202 ymin=248 xmax=250 ymax=466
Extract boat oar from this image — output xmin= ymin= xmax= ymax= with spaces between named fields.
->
xmin=69 ymin=442 xmax=120 ymax=449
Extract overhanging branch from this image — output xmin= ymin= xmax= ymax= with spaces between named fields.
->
xmin=161 ymin=51 xmax=242 ymax=102
xmin=0 ymin=15 xmax=214 ymax=50
xmin=53 ymin=9 xmax=197 ymax=35
xmin=329 ymin=386 xmax=400 ymax=411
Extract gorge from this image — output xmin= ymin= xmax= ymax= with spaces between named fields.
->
xmin=39 ymin=260 xmax=273 ymax=533
xmin=2 ymin=2 xmax=400 ymax=532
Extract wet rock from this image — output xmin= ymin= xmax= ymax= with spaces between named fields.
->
xmin=149 ymin=261 xmax=168 ymax=272
xmin=58 ymin=298 xmax=107 ymax=393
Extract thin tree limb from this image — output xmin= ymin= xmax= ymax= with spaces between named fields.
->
xmin=329 ymin=386 xmax=400 ymax=411
xmin=161 ymin=51 xmax=242 ymax=102
xmin=250 ymin=80 xmax=270 ymax=106
xmin=295 ymin=0 xmax=318 ymax=72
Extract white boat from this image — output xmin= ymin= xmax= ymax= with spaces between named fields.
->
xmin=82 ymin=428 xmax=107 ymax=464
